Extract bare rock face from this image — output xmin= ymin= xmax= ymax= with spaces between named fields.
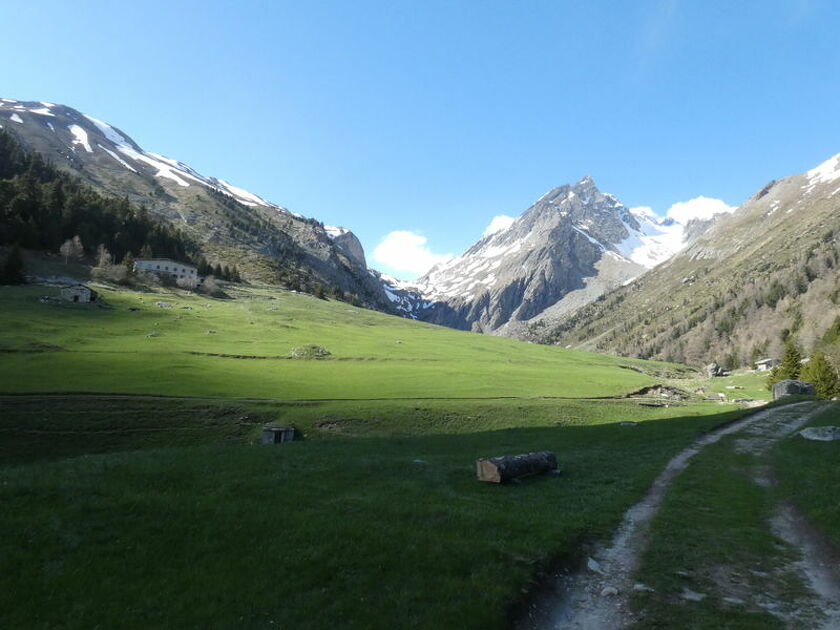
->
xmin=772 ymin=380 xmax=816 ymax=400
xmin=326 ymin=227 xmax=367 ymax=268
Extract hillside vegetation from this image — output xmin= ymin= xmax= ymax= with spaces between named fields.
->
xmin=540 ymin=161 xmax=840 ymax=370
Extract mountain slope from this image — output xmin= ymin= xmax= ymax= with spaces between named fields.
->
xmin=540 ymin=154 xmax=840 ymax=367
xmin=391 ymin=176 xmax=707 ymax=335
xmin=0 ymin=98 xmax=391 ymax=309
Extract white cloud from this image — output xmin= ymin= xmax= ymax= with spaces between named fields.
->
xmin=482 ymin=214 xmax=515 ymax=237
xmin=372 ymin=230 xmax=451 ymax=278
xmin=665 ymin=196 xmax=735 ymax=224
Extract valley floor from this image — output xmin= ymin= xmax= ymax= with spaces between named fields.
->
xmin=1 ymin=282 xmax=835 ymax=629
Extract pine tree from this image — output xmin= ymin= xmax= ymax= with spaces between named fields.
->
xmin=767 ymin=339 xmax=802 ymax=390
xmin=0 ymin=244 xmax=25 ymax=284
xmin=800 ymin=351 xmax=839 ymax=398
xmin=214 ymin=263 xmax=223 ymax=278
xmin=779 ymin=340 xmax=802 ymax=380
xmin=123 ymin=252 xmax=136 ymax=274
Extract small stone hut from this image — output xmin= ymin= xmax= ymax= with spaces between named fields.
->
xmin=261 ymin=426 xmax=296 ymax=444
xmin=60 ymin=284 xmax=97 ymax=304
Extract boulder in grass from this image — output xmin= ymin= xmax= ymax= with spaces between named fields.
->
xmin=772 ymin=379 xmax=816 ymax=400
xmin=705 ymin=363 xmax=724 ymax=378
xmin=799 ymin=426 xmax=840 ymax=442
xmin=288 ymin=345 xmax=332 ymax=359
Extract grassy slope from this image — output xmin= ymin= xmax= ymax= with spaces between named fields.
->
xmin=666 ymin=370 xmax=772 ymax=402
xmin=0 ymin=284 xmax=684 ymax=399
xmin=545 ymin=172 xmax=840 ymax=367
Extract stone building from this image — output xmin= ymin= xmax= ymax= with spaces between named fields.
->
xmin=134 ymin=258 xmax=197 ymax=283
xmin=60 ymin=284 xmax=97 ymax=303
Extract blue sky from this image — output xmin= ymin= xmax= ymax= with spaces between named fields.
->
xmin=4 ymin=0 xmax=840 ymax=278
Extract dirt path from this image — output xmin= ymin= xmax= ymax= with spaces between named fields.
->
xmin=515 ymin=401 xmax=835 ymax=629
xmin=734 ymin=402 xmax=840 ymax=628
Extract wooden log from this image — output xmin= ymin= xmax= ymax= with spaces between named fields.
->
xmin=476 ymin=450 xmax=557 ymax=483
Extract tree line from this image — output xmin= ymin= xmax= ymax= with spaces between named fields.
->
xmin=0 ymin=130 xmax=247 ymax=284
xmin=0 ymin=129 xmax=199 ymax=266
xmin=767 ymin=334 xmax=840 ymax=398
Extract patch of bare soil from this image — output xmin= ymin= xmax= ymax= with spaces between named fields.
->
xmin=513 ymin=401 xmax=827 ymax=630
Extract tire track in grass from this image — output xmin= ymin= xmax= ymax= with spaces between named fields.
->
xmin=514 ymin=401 xmax=821 ymax=629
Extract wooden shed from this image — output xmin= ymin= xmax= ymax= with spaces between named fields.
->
xmin=261 ymin=425 xmax=296 ymax=444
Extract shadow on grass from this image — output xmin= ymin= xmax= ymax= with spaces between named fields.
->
xmin=0 ymin=395 xmax=776 ymax=630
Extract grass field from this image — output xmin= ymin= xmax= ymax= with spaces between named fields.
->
xmin=0 ymin=283 xmax=686 ymax=399
xmin=665 ymin=369 xmax=772 ymax=402
xmin=0 ymin=281 xmax=761 ymax=629
xmin=0 ymin=394 xmax=752 ymax=630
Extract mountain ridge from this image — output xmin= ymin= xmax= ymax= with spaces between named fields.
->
xmin=537 ymin=153 xmax=840 ymax=367
xmin=0 ymin=98 xmax=393 ymax=310
xmin=386 ymin=175 xmax=718 ymax=336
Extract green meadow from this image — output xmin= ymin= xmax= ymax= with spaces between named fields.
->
xmin=0 ymin=282 xmax=754 ymax=629
xmin=0 ymin=284 xmax=686 ymax=399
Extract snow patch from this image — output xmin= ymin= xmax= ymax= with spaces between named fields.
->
xmin=82 ymin=112 xmax=291 ymax=209
xmin=214 ymin=178 xmax=273 ymax=207
xmin=615 ymin=209 xmax=686 ymax=268
xmin=98 ymin=144 xmax=138 ymax=172
xmin=804 ymin=154 xmax=840 ymax=193
xmin=68 ymin=124 xmax=93 ymax=152
xmin=10 ymin=113 xmax=23 ymax=124
xmin=573 ymin=225 xmax=606 ymax=250
xmin=325 ymin=225 xmax=349 ymax=239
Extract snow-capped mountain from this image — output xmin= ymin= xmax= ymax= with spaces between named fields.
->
xmin=542 ymin=153 xmax=840 ymax=365
xmin=0 ymin=98 xmax=391 ymax=309
xmin=387 ymin=176 xmax=714 ymax=335
xmin=0 ymin=98 xmax=291 ymax=211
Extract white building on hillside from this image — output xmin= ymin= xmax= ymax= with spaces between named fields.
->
xmin=754 ymin=358 xmax=778 ymax=372
xmin=134 ymin=258 xmax=197 ymax=282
